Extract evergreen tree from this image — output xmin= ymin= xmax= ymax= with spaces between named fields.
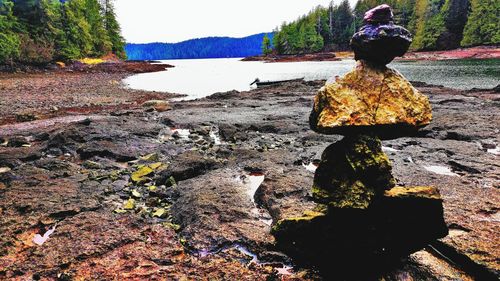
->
xmin=85 ymin=0 xmax=111 ymax=56
xmin=409 ymin=0 xmax=430 ymax=49
xmin=443 ymin=0 xmax=469 ymax=35
xmin=103 ymin=0 xmax=126 ymax=59
xmin=0 ymin=0 xmax=20 ymax=64
xmin=432 ymin=0 xmax=470 ymax=49
xmin=58 ymin=0 xmax=92 ymax=60
xmin=10 ymin=0 xmax=60 ymax=63
xmin=261 ymin=34 xmax=272 ymax=55
xmin=412 ymin=0 xmax=446 ymax=50
xmin=304 ymin=20 xmax=324 ymax=52
xmin=272 ymin=26 xmax=285 ymax=54
xmin=461 ymin=0 xmax=500 ymax=46
xmin=331 ymin=0 xmax=355 ymax=49
xmin=393 ymin=0 xmax=415 ymax=27
xmin=0 ymin=0 xmax=127 ymax=64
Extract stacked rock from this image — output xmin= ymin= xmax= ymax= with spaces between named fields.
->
xmin=272 ymin=5 xmax=448 ymax=278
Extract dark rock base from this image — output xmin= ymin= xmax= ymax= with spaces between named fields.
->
xmin=272 ymin=186 xmax=449 ymax=279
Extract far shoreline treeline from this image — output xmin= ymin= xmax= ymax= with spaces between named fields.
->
xmin=271 ymin=0 xmax=499 ymax=55
xmin=125 ymin=33 xmax=274 ymax=61
xmin=0 ymin=0 xmax=125 ymax=66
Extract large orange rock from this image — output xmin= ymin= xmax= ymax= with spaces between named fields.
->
xmin=310 ymin=60 xmax=432 ymax=138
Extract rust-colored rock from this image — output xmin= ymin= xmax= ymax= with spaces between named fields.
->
xmin=142 ymin=100 xmax=172 ymax=112
xmin=310 ymin=60 xmax=432 ymax=138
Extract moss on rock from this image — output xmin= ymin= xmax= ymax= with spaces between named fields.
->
xmin=312 ymin=134 xmax=395 ymax=209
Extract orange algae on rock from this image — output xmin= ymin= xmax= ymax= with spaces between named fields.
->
xmin=310 ymin=60 xmax=432 ymax=137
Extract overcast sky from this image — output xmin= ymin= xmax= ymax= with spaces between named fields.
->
xmin=115 ymin=0 xmax=359 ymax=43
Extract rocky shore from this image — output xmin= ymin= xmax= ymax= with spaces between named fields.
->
xmin=0 ymin=70 xmax=499 ymax=279
xmin=0 ymin=71 xmax=180 ymax=126
xmin=242 ymin=46 xmax=500 ymax=63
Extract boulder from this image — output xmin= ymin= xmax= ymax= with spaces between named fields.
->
xmin=309 ymin=60 xmax=432 ymax=139
xmin=351 ymin=4 xmax=412 ymax=65
xmin=272 ymin=186 xmax=448 ymax=278
xmin=363 ymin=4 xmax=393 ymax=24
xmin=312 ymin=134 xmax=395 ymax=208
xmin=351 ymin=24 xmax=412 ymax=65
xmin=142 ymin=100 xmax=171 ymax=112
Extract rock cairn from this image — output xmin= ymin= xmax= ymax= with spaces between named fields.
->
xmin=272 ymin=5 xmax=448 ymax=277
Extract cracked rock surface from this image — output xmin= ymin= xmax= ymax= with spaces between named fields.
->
xmin=0 ymin=72 xmax=498 ymax=279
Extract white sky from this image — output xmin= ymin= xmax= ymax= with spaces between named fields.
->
xmin=115 ymin=0 xmax=359 ymax=43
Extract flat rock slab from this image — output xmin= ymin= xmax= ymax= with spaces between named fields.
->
xmin=172 ymin=168 xmax=274 ymax=251
xmin=0 ymin=74 xmax=498 ymax=279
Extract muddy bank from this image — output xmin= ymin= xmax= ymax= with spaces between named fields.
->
xmin=0 ymin=60 xmax=173 ymax=74
xmin=401 ymin=46 xmax=500 ymax=61
xmin=0 ymin=75 xmax=499 ymax=279
xmin=0 ymin=72 xmax=182 ymax=126
xmin=66 ymin=61 xmax=174 ymax=74
xmin=242 ymin=46 xmax=500 ymax=63
xmin=242 ymin=52 xmax=342 ymax=62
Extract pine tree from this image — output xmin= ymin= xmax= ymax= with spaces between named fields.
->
xmin=0 ymin=0 xmax=127 ymax=64
xmin=431 ymin=0 xmax=470 ymax=49
xmin=331 ymin=0 xmax=354 ymax=49
xmin=393 ymin=0 xmax=416 ymax=27
xmin=409 ymin=0 xmax=430 ymax=49
xmin=461 ymin=0 xmax=500 ymax=46
xmin=84 ymin=0 xmax=111 ymax=56
xmin=272 ymin=26 xmax=285 ymax=54
xmin=415 ymin=0 xmax=447 ymax=50
xmin=261 ymin=34 xmax=272 ymax=55
xmin=0 ymin=0 xmax=20 ymax=64
xmin=103 ymin=0 xmax=126 ymax=59
xmin=59 ymin=0 xmax=92 ymax=60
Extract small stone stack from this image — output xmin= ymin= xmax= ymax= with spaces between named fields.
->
xmin=272 ymin=5 xmax=448 ymax=277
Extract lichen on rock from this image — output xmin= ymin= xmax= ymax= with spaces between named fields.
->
xmin=312 ymin=134 xmax=395 ymax=209
xmin=309 ymin=61 xmax=432 ymax=139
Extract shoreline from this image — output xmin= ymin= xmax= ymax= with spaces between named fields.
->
xmin=242 ymin=46 xmax=500 ymax=63
xmin=1 ymin=69 xmax=498 ymax=127
xmin=0 ymin=70 xmax=180 ymax=126
xmin=0 ymin=60 xmax=174 ymax=74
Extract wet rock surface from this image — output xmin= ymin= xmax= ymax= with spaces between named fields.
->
xmin=0 ymin=73 xmax=498 ymax=279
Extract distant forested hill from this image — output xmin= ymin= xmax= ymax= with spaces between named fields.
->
xmin=125 ymin=33 xmax=274 ymax=60
xmin=272 ymin=0 xmax=499 ymax=55
xmin=0 ymin=0 xmax=126 ymax=65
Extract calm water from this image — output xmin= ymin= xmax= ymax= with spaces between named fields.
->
xmin=124 ymin=58 xmax=499 ymax=100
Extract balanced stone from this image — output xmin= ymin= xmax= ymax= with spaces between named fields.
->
xmin=350 ymin=4 xmax=412 ymax=65
xmin=312 ymin=134 xmax=395 ymax=209
xmin=272 ymin=186 xmax=449 ymax=277
xmin=363 ymin=4 xmax=393 ymax=24
xmin=309 ymin=60 xmax=432 ymax=139
xmin=272 ymin=4 xmax=448 ymax=277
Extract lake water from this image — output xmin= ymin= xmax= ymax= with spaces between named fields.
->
xmin=124 ymin=58 xmax=499 ymax=100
